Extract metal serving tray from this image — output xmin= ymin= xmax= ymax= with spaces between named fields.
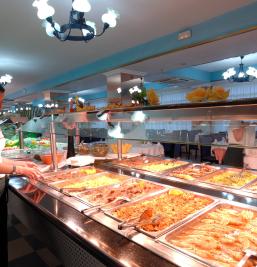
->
xmin=241 ymin=179 xmax=257 ymax=194
xmin=49 ymin=172 xmax=130 ymax=195
xmin=42 ymin=167 xmax=104 ymax=184
xmin=105 ymin=187 xmax=216 ymax=239
xmin=163 ymin=163 xmax=221 ymax=181
xmin=111 ymin=155 xmax=162 ymax=168
xmin=73 ymin=178 xmax=166 ymax=209
xmin=158 ymin=201 xmax=257 ymax=267
xmin=134 ymin=159 xmax=190 ymax=174
xmin=196 ymin=167 xmax=257 ymax=190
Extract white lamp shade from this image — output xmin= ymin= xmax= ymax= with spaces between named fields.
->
xmin=82 ymin=29 xmax=90 ymax=36
xmin=32 ymin=0 xmax=55 ymax=20
xmin=86 ymin=21 xmax=96 ymax=34
xmin=0 ymin=74 xmax=12 ymax=84
xmin=246 ymin=67 xmax=257 ymax=78
xmin=45 ymin=22 xmax=55 ymax=37
xmin=102 ymin=9 xmax=118 ymax=28
xmin=72 ymin=0 xmax=91 ymax=13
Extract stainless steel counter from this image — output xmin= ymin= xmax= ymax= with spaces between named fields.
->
xmin=8 ymin=177 xmax=189 ymax=267
xmin=8 ymin=161 xmax=257 ymax=267
xmin=104 ymin=163 xmax=257 ymax=208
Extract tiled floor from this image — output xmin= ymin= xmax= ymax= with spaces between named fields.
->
xmin=8 ymin=214 xmax=63 ymax=267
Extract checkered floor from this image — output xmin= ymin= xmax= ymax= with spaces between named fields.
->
xmin=8 ymin=214 xmax=63 ymax=267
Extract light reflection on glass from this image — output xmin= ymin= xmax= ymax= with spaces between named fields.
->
xmin=227 ymin=194 xmax=234 ymax=201
xmin=89 ymin=237 xmax=100 ymax=248
xmin=119 ymin=258 xmax=132 ymax=267
xmin=246 ymin=197 xmax=252 ymax=204
xmin=66 ymin=219 xmax=84 ymax=235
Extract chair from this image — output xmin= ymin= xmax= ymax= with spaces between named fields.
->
xmin=188 ymin=130 xmax=202 ymax=160
xmin=199 ymin=135 xmax=218 ymax=163
xmin=176 ymin=130 xmax=189 ymax=157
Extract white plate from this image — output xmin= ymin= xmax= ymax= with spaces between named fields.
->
xmin=66 ymin=155 xmax=95 ymax=167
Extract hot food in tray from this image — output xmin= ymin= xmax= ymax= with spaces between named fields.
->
xmin=110 ymin=189 xmax=213 ymax=234
xmin=112 ymin=155 xmax=161 ymax=167
xmin=43 ymin=167 xmax=103 ymax=183
xmin=136 ymin=159 xmax=188 ymax=173
xmin=167 ymin=164 xmax=219 ymax=181
xmin=163 ymin=203 xmax=257 ymax=267
xmin=201 ymin=169 xmax=257 ymax=189
xmin=76 ymin=180 xmax=164 ymax=206
xmin=50 ymin=172 xmax=129 ymax=192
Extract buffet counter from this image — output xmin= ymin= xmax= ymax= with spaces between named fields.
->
xmin=8 ymin=177 xmax=177 ymax=267
xmin=8 ymin=158 xmax=257 ymax=267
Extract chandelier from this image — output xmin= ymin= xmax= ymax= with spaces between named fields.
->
xmin=222 ymin=56 xmax=257 ymax=82
xmin=0 ymin=74 xmax=12 ymax=88
xmin=32 ymin=0 xmax=119 ymax=42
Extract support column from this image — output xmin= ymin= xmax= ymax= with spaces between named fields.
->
xmin=104 ymin=68 xmax=145 ymax=105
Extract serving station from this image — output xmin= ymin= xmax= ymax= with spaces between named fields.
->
xmin=7 ymin=99 xmax=257 ymax=267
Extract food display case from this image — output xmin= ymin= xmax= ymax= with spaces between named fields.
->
xmin=8 ymin=99 xmax=257 ymax=267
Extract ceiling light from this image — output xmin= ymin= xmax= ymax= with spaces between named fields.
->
xmin=97 ymin=110 xmax=109 ymax=121
xmin=33 ymin=1 xmax=119 ymax=42
xmin=108 ymin=123 xmax=124 ymax=139
xmin=72 ymin=0 xmax=91 ymax=13
xmin=102 ymin=9 xmax=119 ymax=28
xmin=78 ymin=97 xmax=85 ymax=103
xmin=0 ymin=74 xmax=13 ymax=87
xmin=32 ymin=0 xmax=55 ymax=20
xmin=223 ymin=56 xmax=257 ymax=82
xmin=131 ymin=111 xmax=147 ymax=123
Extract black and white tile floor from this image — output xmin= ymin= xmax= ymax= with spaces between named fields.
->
xmin=8 ymin=214 xmax=63 ymax=267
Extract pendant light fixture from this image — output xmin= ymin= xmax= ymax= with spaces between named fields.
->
xmin=222 ymin=56 xmax=257 ymax=82
xmin=32 ymin=0 xmax=119 ymax=42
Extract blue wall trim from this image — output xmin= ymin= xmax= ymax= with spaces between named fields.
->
xmin=7 ymin=2 xmax=257 ymax=100
xmin=144 ymin=82 xmax=170 ymax=90
xmin=80 ymin=91 xmax=107 ymax=101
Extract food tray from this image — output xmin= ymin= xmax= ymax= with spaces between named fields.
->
xmin=134 ymin=159 xmax=189 ymax=174
xmin=43 ymin=167 xmax=103 ymax=184
xmin=198 ymin=168 xmax=257 ymax=189
xmin=165 ymin=163 xmax=220 ymax=181
xmin=50 ymin=172 xmax=130 ymax=194
xmin=111 ymin=155 xmax=161 ymax=167
xmin=105 ymin=188 xmax=215 ymax=239
xmin=242 ymin=179 xmax=257 ymax=194
xmin=74 ymin=178 xmax=166 ymax=208
xmin=159 ymin=202 xmax=257 ymax=267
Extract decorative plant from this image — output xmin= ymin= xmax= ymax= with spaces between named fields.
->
xmin=129 ymin=84 xmax=148 ymax=105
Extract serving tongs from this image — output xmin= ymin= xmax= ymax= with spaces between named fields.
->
xmin=83 ymin=196 xmax=131 ymax=216
xmin=237 ymin=249 xmax=257 ymax=267
xmin=118 ymin=208 xmax=161 ymax=231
